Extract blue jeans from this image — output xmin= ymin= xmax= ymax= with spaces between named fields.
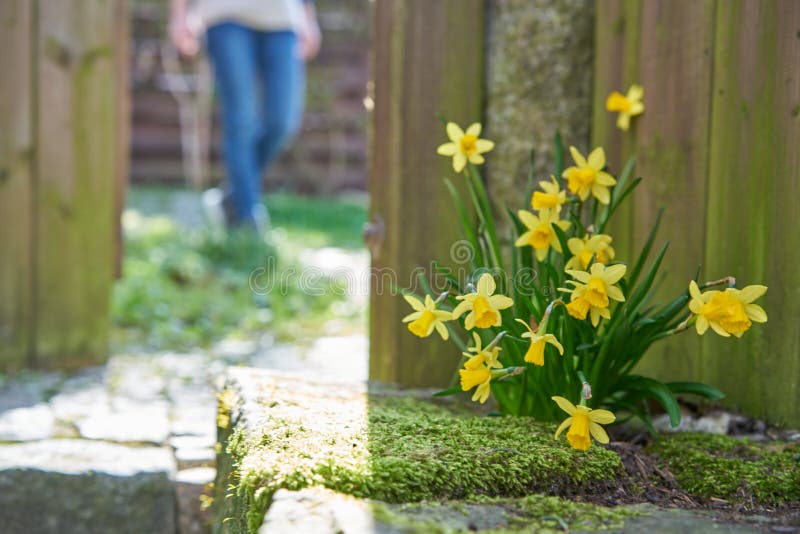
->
xmin=206 ymin=23 xmax=305 ymax=225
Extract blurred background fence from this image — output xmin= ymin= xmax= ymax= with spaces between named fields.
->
xmin=129 ymin=0 xmax=369 ymax=194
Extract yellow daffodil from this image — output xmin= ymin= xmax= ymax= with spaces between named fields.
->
xmin=462 ymin=331 xmax=503 ymax=370
xmin=563 ymin=264 xmax=627 ymax=326
xmin=515 ymin=319 xmax=563 ymax=366
xmin=436 ymin=122 xmax=494 ymax=173
xmin=606 ymin=84 xmax=645 ymax=131
xmin=402 ymin=294 xmax=452 ymax=340
xmin=566 ymin=296 xmax=591 ymax=320
xmin=452 ymin=273 xmax=514 ymax=330
xmin=552 ymin=396 xmax=616 ymax=450
xmin=564 ymin=234 xmax=615 ymax=271
xmin=562 ymin=146 xmax=617 ymax=205
xmin=688 ymin=281 xmax=767 ymax=338
xmin=459 ymin=366 xmax=492 ymax=403
xmin=514 ymin=210 xmax=571 ymax=261
xmin=531 ymin=176 xmax=567 ymax=218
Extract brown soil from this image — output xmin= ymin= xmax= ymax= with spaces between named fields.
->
xmin=570 ymin=441 xmax=800 ymax=532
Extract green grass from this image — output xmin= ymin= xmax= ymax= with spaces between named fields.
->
xmin=266 ymin=193 xmax=368 ymax=249
xmin=111 ymin=187 xmax=368 ymax=351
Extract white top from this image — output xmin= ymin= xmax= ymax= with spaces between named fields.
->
xmin=189 ymin=0 xmax=306 ymax=33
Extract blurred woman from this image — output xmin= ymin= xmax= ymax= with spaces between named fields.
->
xmin=169 ymin=0 xmax=321 ymax=230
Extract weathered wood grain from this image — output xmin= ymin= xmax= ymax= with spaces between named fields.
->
xmin=703 ymin=0 xmax=800 ymax=425
xmin=627 ymin=0 xmax=716 ymax=383
xmin=33 ymin=0 xmax=118 ymax=368
xmin=594 ymin=0 xmax=800 ymax=425
xmin=0 ymin=0 xmax=34 ymax=371
xmin=592 ymin=0 xmax=642 ymax=264
xmin=369 ymin=0 xmax=484 ymax=387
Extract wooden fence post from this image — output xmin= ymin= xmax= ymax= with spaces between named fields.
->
xmin=369 ymin=0 xmax=484 ymax=387
xmin=0 ymin=0 xmax=127 ymax=371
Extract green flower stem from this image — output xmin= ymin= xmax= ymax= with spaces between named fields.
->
xmin=466 ymin=164 xmax=504 ymax=271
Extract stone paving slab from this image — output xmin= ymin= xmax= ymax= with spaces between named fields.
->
xmin=0 ymin=439 xmax=177 ymax=534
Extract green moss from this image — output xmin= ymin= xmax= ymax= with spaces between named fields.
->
xmin=371 ymin=494 xmax=637 ymax=533
xmin=221 ymin=396 xmax=622 ymax=533
xmin=649 ymin=433 xmax=800 ymax=504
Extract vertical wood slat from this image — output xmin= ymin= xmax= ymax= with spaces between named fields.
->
xmin=595 ymin=0 xmax=715 ymax=383
xmin=113 ymin=0 xmax=130 ymax=279
xmin=0 ymin=0 xmax=34 ymax=371
xmin=703 ymin=0 xmax=800 ymax=424
xmin=369 ymin=0 xmax=484 ymax=387
xmin=591 ymin=0 xmax=641 ymax=265
xmin=627 ymin=0 xmax=716 ymax=383
xmin=34 ymin=0 xmax=118 ymax=368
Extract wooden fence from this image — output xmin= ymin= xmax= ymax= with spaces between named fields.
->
xmin=0 ymin=0 xmax=128 ymax=371
xmin=593 ymin=0 xmax=799 ymax=425
xmin=369 ymin=0 xmax=799 ymax=425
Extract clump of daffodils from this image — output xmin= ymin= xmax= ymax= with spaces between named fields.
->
xmin=398 ymin=116 xmax=767 ymax=448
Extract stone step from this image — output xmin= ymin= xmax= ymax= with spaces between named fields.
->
xmin=0 ymin=439 xmax=177 ymax=534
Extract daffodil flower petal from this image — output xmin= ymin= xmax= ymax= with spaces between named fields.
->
xmin=446 ymin=122 xmax=464 ymax=142
xmin=737 ymin=285 xmax=767 ymax=303
xmin=551 ymin=396 xmax=577 ymax=416
xmin=403 ymin=294 xmax=425 ymax=311
xmin=476 ymin=273 xmax=496 ymax=295
xmin=587 ymin=147 xmax=606 ymax=170
xmin=554 ymin=417 xmax=573 ymax=439
xmin=437 ymin=143 xmax=458 ymax=156
xmin=589 ymin=422 xmax=610 ymax=444
xmin=465 ymin=122 xmax=481 ymax=137
xmin=569 ymin=146 xmax=587 ymax=168
xmin=745 ymin=304 xmax=767 ymax=322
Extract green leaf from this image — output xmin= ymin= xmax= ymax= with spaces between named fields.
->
xmin=551 ymin=223 xmax=572 ymax=267
xmin=614 ymin=156 xmax=637 ymax=196
xmin=433 ymin=386 xmax=463 ymax=397
xmin=607 ymin=399 xmax=658 ymax=435
xmin=444 ymin=178 xmax=483 ymax=267
xmin=626 ymin=241 xmax=669 ymax=316
xmin=627 ymin=208 xmax=664 ymax=290
xmin=666 ymin=382 xmax=725 ymax=401
xmin=620 ymin=375 xmax=682 ymax=428
xmin=554 ymin=131 xmax=564 ymax=178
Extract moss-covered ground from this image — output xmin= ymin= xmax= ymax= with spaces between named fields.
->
xmin=372 ymin=494 xmax=637 ymax=533
xmin=216 ymin=375 xmax=800 ymax=533
xmin=218 ymin=392 xmax=623 ymax=533
xmin=648 ymin=432 xmax=800 ymax=504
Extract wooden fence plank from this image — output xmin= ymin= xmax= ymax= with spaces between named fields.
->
xmin=114 ymin=0 xmax=130 ymax=279
xmin=369 ymin=0 xmax=484 ymax=387
xmin=0 ymin=0 xmax=34 ymax=371
xmin=703 ymin=0 xmax=800 ymax=425
xmin=34 ymin=0 xmax=118 ymax=368
xmin=626 ymin=0 xmax=716 ymax=383
xmin=592 ymin=0 xmax=642 ymax=267
xmin=594 ymin=0 xmax=717 ymax=389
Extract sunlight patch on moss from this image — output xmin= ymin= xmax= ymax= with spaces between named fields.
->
xmin=220 ymin=391 xmax=622 ymax=533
